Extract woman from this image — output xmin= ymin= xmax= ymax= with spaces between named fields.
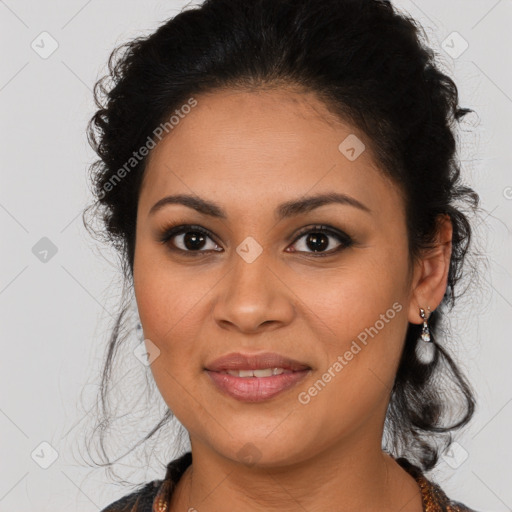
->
xmin=83 ymin=0 xmax=482 ymax=510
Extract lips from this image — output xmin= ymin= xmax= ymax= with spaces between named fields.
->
xmin=204 ymin=351 xmax=311 ymax=402
xmin=204 ymin=351 xmax=311 ymax=372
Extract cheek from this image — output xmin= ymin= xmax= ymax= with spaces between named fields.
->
xmin=292 ymin=283 xmax=408 ymax=446
xmin=133 ymin=229 xmax=210 ymax=340
xmin=295 ymin=244 xmax=410 ymax=401
xmin=134 ymin=268 xmax=212 ymax=362
xmin=133 ymin=261 xmax=210 ymax=423
xmin=133 ymin=244 xmax=224 ymax=414
xmin=300 ymin=245 xmax=409 ymax=347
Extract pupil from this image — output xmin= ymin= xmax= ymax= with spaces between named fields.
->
xmin=184 ymin=232 xmax=206 ymax=250
xmin=307 ymin=232 xmax=328 ymax=252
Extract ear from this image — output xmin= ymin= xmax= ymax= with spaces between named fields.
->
xmin=407 ymin=214 xmax=453 ymax=325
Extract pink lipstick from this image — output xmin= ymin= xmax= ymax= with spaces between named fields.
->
xmin=204 ymin=352 xmax=311 ymax=402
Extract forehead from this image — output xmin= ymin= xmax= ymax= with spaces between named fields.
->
xmin=139 ymin=88 xmax=403 ymax=220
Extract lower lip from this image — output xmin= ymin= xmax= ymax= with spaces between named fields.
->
xmin=205 ymin=369 xmax=310 ymax=402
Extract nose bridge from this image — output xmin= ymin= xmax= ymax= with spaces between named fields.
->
xmin=233 ymin=239 xmax=270 ymax=288
xmin=227 ymin=241 xmax=274 ymax=306
xmin=213 ymin=241 xmax=293 ymax=331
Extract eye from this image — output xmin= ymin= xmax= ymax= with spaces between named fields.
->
xmin=158 ymin=224 xmax=222 ymax=255
xmin=288 ymin=224 xmax=354 ymax=257
xmin=158 ymin=223 xmax=354 ymax=257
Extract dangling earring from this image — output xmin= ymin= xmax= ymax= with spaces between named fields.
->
xmin=420 ymin=307 xmax=431 ymax=342
xmin=416 ymin=306 xmax=435 ymax=364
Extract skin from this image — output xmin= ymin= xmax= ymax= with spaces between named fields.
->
xmin=132 ymin=86 xmax=453 ymax=512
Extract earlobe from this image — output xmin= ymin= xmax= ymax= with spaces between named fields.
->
xmin=407 ymin=214 xmax=453 ymax=325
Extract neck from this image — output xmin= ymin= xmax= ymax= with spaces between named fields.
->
xmin=169 ymin=434 xmax=423 ymax=512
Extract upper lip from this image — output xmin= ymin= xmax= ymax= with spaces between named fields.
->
xmin=205 ymin=352 xmax=311 ymax=372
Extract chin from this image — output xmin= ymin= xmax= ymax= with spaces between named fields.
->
xmin=203 ymin=428 xmax=314 ymax=469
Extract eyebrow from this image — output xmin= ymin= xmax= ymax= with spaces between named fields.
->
xmin=148 ymin=191 xmax=371 ymax=219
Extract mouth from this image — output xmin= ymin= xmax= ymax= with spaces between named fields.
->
xmin=204 ymin=351 xmax=312 ymax=402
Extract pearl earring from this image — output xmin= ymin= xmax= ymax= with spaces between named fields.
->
xmin=419 ymin=306 xmax=431 ymax=342
xmin=416 ymin=306 xmax=435 ymax=364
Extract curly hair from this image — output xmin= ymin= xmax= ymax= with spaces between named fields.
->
xmin=82 ymin=0 xmax=481 ymax=476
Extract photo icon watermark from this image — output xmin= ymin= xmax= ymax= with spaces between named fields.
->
xmin=338 ymin=134 xmax=366 ymax=161
xmin=441 ymin=31 xmax=469 ymax=59
xmin=236 ymin=236 xmax=263 ymax=264
xmin=441 ymin=441 xmax=469 ymax=469
xmin=31 ymin=441 xmax=59 ymax=469
xmin=32 ymin=236 xmax=58 ymax=263
xmin=134 ymin=338 xmax=161 ymax=366
xmin=31 ymin=31 xmax=59 ymax=59
xmin=236 ymin=442 xmax=262 ymax=467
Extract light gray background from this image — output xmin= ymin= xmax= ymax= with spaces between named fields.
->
xmin=1 ymin=0 xmax=511 ymax=511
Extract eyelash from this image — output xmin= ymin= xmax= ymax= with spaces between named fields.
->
xmin=158 ymin=223 xmax=354 ymax=258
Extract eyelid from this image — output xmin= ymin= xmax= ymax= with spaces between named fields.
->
xmin=158 ymin=223 xmax=221 ymax=249
xmin=289 ymin=224 xmax=354 ymax=256
xmin=291 ymin=224 xmax=351 ymax=243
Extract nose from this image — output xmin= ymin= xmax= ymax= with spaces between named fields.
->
xmin=212 ymin=249 xmax=295 ymax=334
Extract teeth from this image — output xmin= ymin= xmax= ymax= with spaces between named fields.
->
xmin=224 ymin=367 xmax=292 ymax=377
xmin=254 ymin=368 xmax=274 ymax=377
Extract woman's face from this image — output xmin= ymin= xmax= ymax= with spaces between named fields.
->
xmin=133 ymin=87 xmax=421 ymax=466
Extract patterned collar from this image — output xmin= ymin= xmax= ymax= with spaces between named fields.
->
xmin=147 ymin=452 xmax=476 ymax=512
xmin=395 ymin=457 xmax=477 ymax=512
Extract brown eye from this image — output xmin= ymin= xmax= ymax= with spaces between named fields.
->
xmin=158 ymin=223 xmax=354 ymax=258
xmin=288 ymin=225 xmax=354 ymax=256
xmin=159 ymin=224 xmax=222 ymax=254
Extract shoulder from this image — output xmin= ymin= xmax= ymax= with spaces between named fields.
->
xmin=100 ymin=452 xmax=193 ymax=512
xmin=447 ymin=500 xmax=479 ymax=512
xmin=99 ymin=479 xmax=163 ymax=512
xmin=427 ymin=480 xmax=480 ymax=511
xmin=395 ymin=457 xmax=479 ymax=512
